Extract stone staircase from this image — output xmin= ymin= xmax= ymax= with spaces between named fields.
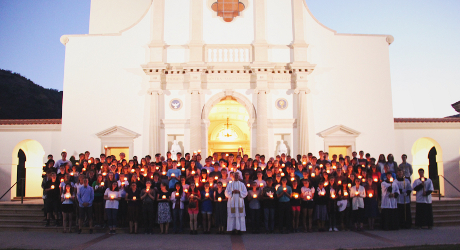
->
xmin=0 ymin=200 xmax=459 ymax=232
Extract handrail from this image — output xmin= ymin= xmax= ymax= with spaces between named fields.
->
xmin=439 ymin=175 xmax=460 ymax=193
xmin=0 ymin=181 xmax=17 ymax=200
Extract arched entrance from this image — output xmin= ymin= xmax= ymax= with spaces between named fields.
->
xmin=11 ymin=140 xmax=45 ymax=199
xmin=202 ymin=91 xmax=256 ymax=158
xmin=411 ymin=137 xmax=444 ymax=196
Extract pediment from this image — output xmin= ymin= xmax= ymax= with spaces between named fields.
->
xmin=317 ymin=125 xmax=360 ymax=138
xmin=96 ymin=126 xmax=140 ymax=139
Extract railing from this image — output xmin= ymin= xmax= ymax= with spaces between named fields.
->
xmin=438 ymin=175 xmax=460 ymax=201
xmin=0 ymin=178 xmax=25 ymax=204
xmin=205 ymin=45 xmax=252 ymax=63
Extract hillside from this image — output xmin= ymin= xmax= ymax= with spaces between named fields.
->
xmin=0 ymin=69 xmax=62 ymax=119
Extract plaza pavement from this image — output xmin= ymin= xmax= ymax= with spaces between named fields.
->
xmin=0 ymin=226 xmax=459 ymax=250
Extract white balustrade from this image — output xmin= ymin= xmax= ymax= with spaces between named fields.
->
xmin=206 ymin=46 xmax=251 ymax=63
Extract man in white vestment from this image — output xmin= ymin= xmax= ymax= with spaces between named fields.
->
xmin=225 ymin=172 xmax=248 ymax=234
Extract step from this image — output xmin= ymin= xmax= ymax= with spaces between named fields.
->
xmin=0 ymin=214 xmax=44 ymax=221
xmin=0 ymin=204 xmax=43 ymax=209
xmin=0 ymin=208 xmax=43 ymax=215
xmin=0 ymin=219 xmax=45 ymax=225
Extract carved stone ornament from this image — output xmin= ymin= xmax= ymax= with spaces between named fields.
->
xmin=211 ymin=0 xmax=245 ymax=22
xmin=169 ymin=99 xmax=183 ymax=111
xmin=275 ymin=98 xmax=288 ymax=110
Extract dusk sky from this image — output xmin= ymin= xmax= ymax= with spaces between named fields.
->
xmin=0 ymin=0 xmax=459 ymax=118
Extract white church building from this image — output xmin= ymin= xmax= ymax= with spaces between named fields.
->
xmin=1 ymin=0 xmax=459 ymax=200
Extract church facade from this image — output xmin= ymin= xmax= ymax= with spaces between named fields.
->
xmin=1 ymin=0 xmax=459 ymax=199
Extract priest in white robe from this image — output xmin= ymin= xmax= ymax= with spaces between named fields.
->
xmin=225 ymin=172 xmax=248 ymax=234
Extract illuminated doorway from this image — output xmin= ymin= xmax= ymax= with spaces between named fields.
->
xmin=411 ymin=137 xmax=444 ymax=196
xmin=208 ymin=97 xmax=250 ymax=157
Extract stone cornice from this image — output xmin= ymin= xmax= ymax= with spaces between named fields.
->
xmin=0 ymin=124 xmax=61 ymax=132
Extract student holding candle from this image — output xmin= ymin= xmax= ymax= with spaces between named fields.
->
xmin=381 ymin=172 xmax=400 ymax=230
xmin=92 ymin=174 xmax=105 ymax=228
xmin=395 ymin=169 xmax=412 ymax=229
xmin=186 ymin=160 xmax=200 ymax=184
xmin=248 ymin=181 xmax=261 ymax=234
xmin=187 ymin=183 xmax=201 ymax=234
xmin=314 ymin=180 xmax=329 ymax=232
xmin=291 ymin=179 xmax=302 ymax=233
xmin=200 ymin=182 xmax=213 ymax=234
xmin=141 ymin=180 xmax=156 ymax=234
xmin=350 ymin=178 xmax=365 ymax=231
xmin=77 ymin=177 xmax=94 ymax=234
xmin=157 ymin=182 xmax=172 ymax=234
xmin=364 ymin=176 xmax=379 ymax=230
xmin=301 ymin=178 xmax=315 ymax=232
xmin=276 ymin=177 xmax=292 ymax=233
xmin=126 ymin=182 xmax=141 ymax=234
xmin=104 ymin=182 xmax=120 ymax=234
xmin=60 ymin=183 xmax=74 ymax=233
xmin=170 ymin=182 xmax=185 ymax=234
xmin=412 ymin=168 xmax=434 ymax=229
xmin=262 ymin=177 xmax=276 ymax=234
xmin=214 ymin=182 xmax=227 ymax=234
xmin=167 ymin=161 xmax=182 ymax=190
xmin=44 ymin=172 xmax=60 ymax=227
xmin=327 ymin=177 xmax=339 ymax=232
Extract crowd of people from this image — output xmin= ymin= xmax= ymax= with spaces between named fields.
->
xmin=41 ymin=149 xmax=434 ymax=235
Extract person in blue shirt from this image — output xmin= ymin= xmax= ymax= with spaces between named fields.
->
xmin=276 ymin=177 xmax=292 ymax=233
xmin=167 ymin=161 xmax=182 ymax=190
xmin=77 ymin=177 xmax=94 ymax=234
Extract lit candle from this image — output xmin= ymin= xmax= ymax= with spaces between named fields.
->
xmin=348 ymin=183 xmax=351 ymax=188
xmin=369 ymin=193 xmax=373 ymax=198
xmin=198 ymin=150 xmax=201 ymax=153
xmin=282 ymin=164 xmax=285 ymax=167
xmin=102 ymin=172 xmax=107 ymax=176
xmin=60 ymin=178 xmax=64 ymax=182
xmin=307 ymin=195 xmax=311 ymax=200
xmin=259 ymin=183 xmax=263 ymax=188
xmin=133 ymin=196 xmax=137 ymax=201
xmin=283 ymin=187 xmax=287 ymax=191
xmin=205 ymin=193 xmax=209 ymax=197
xmin=151 ymin=175 xmax=153 ymax=179
xmin=355 ymin=191 xmax=359 ymax=196
xmin=88 ymin=160 xmax=92 ymax=164
xmin=294 ymin=193 xmax=299 ymax=199
xmin=156 ymin=166 xmax=159 ymax=170
xmin=270 ymin=194 xmax=274 ymax=198
xmin=281 ymin=173 xmax=285 ymax=177
xmin=137 ymin=177 xmax=140 ymax=181
xmin=181 ymin=167 xmax=185 ymax=171
xmin=390 ymin=177 xmax=394 ymax=183
xmin=421 ymin=177 xmax=425 ymax=182
xmin=82 ymin=168 xmax=86 ymax=171
xmin=70 ymin=172 xmax=74 ymax=176
xmin=291 ymin=177 xmax=295 ymax=181
xmin=191 ymin=171 xmax=195 ymax=175
xmin=331 ymin=193 xmax=336 ymax=199
xmin=344 ymin=191 xmax=348 ymax=196
xmin=162 ymin=171 xmax=166 ymax=175
xmin=171 ymin=173 xmax=175 ymax=177
xmin=101 ymin=182 xmax=104 ymax=186
xmin=303 ymin=161 xmax=306 ymax=165
xmin=143 ymin=173 xmax=147 ymax=177
xmin=226 ymin=154 xmax=229 ymax=157
xmin=146 ymin=188 xmax=150 ymax=192
xmin=311 ymin=173 xmax=315 ymax=177
xmin=121 ymin=182 xmax=125 ymax=186
xmin=333 ymin=166 xmax=336 ymax=170
xmin=374 ymin=178 xmax=378 ymax=182
xmin=326 ymin=170 xmax=330 ymax=174
xmin=247 ymin=183 xmax=251 ymax=187
xmin=131 ymin=169 xmax=135 ymax=173
xmin=184 ymin=189 xmax=188 ymax=193
xmin=141 ymin=168 xmax=145 ymax=172
xmin=358 ymin=175 xmax=362 ymax=179
xmin=223 ymin=183 xmax=227 ymax=187
xmin=110 ymin=195 xmax=115 ymax=199
xmin=320 ymin=191 xmax=325 ymax=196
xmin=202 ymin=179 xmax=206 ymax=182
xmin=215 ymin=176 xmax=218 ymax=180
xmin=324 ymin=181 xmax=329 ymax=187
xmin=309 ymin=165 xmax=312 ymax=169
xmin=65 ymin=193 xmax=70 ymax=199
xmin=338 ymin=180 xmax=342 ymax=185
xmin=63 ymin=149 xmax=66 ymax=152
xmin=194 ymin=151 xmax=197 ymax=154
xmin=320 ymin=164 xmax=323 ymax=168
xmin=218 ymin=197 xmax=222 ymax=202
xmin=253 ymin=194 xmax=257 ymax=199
xmin=254 ymin=167 xmax=257 ymax=171
xmin=124 ymin=177 xmax=127 ymax=181
xmin=162 ymin=195 xmax=166 ymax=199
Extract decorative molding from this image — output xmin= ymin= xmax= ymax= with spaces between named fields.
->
xmin=394 ymin=122 xmax=460 ymax=130
xmin=275 ymin=98 xmax=288 ymax=110
xmin=161 ymin=119 xmax=190 ymax=129
xmin=317 ymin=125 xmax=360 ymax=138
xmin=268 ymin=119 xmax=296 ymax=128
xmin=202 ymin=91 xmax=256 ymax=120
xmin=169 ymin=98 xmax=183 ymax=111
xmin=0 ymin=124 xmax=61 ymax=132
xmin=96 ymin=126 xmax=141 ymax=139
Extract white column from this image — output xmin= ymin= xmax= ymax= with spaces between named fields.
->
xmin=149 ymin=0 xmax=165 ymax=63
xmin=149 ymin=89 xmax=162 ymax=155
xmin=256 ymin=89 xmax=269 ymax=157
xmin=297 ymin=89 xmax=309 ymax=155
xmin=190 ymin=90 xmax=202 ymax=152
xmin=252 ymin=0 xmax=269 ymax=63
xmin=189 ymin=0 xmax=204 ymax=63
